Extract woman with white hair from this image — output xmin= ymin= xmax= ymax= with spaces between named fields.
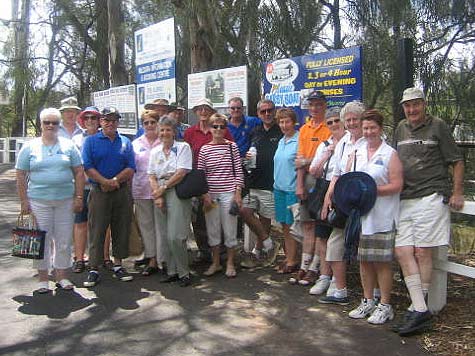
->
xmin=16 ymin=107 xmax=84 ymax=293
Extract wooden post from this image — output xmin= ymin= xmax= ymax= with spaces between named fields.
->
xmin=428 ymin=246 xmax=448 ymax=313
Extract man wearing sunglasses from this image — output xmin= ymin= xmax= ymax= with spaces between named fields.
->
xmin=240 ymin=99 xmax=282 ymax=268
xmin=227 ymin=97 xmax=262 ymax=157
xmin=81 ymin=106 xmax=136 ymax=287
xmin=58 ymin=96 xmax=83 ymax=139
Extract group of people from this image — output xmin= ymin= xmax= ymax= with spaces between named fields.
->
xmin=15 ymin=87 xmax=464 ymax=337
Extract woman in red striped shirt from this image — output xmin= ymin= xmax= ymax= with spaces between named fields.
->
xmin=198 ymin=113 xmax=244 ymax=278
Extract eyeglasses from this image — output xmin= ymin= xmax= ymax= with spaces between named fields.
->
xmin=143 ymin=120 xmax=157 ymax=126
xmin=84 ymin=115 xmax=98 ymax=120
xmin=42 ymin=121 xmax=60 ymax=126
xmin=195 ymin=106 xmax=210 ymax=112
xmin=212 ymin=124 xmax=226 ymax=130
xmin=326 ymin=118 xmax=341 ymax=125
xmin=259 ymin=108 xmax=274 ymax=114
xmin=229 ymin=106 xmax=243 ymax=111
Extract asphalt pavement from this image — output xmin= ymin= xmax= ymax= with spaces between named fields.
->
xmin=0 ymin=163 xmax=427 ymax=356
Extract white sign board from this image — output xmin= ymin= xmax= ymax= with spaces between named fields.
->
xmin=187 ymin=65 xmax=248 ymax=109
xmin=92 ymin=84 xmax=137 ymax=135
xmin=135 ymin=18 xmax=176 ymax=114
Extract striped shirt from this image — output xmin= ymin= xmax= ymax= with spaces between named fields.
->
xmin=197 ymin=141 xmax=244 ymax=193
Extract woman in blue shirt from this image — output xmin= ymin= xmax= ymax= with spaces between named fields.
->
xmin=273 ymin=108 xmax=299 ymax=274
xmin=16 ymin=108 xmax=84 ymax=294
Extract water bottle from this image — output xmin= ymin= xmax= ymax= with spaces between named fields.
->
xmin=247 ymin=146 xmax=257 ymax=172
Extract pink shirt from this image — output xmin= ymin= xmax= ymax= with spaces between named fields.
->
xmin=132 ymin=135 xmax=161 ymax=199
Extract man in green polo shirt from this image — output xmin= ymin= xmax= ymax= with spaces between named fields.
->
xmin=392 ymin=87 xmax=464 ymax=336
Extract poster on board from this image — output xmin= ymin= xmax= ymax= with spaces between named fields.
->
xmin=135 ymin=17 xmax=176 ymax=114
xmin=262 ymin=46 xmax=362 ymax=123
xmin=188 ymin=65 xmax=248 ymax=110
xmin=92 ymin=84 xmax=137 ymax=135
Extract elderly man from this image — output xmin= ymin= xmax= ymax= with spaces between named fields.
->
xmin=227 ymin=96 xmax=261 ymax=157
xmin=240 ymin=99 xmax=282 ymax=268
xmin=184 ymin=98 xmax=234 ymax=263
xmin=168 ymin=102 xmax=190 ymax=141
xmin=82 ymin=107 xmax=136 ymax=287
xmin=58 ymin=96 xmax=83 ymax=139
xmin=294 ymin=90 xmax=331 ymax=286
xmin=393 ymin=87 xmax=464 ymax=336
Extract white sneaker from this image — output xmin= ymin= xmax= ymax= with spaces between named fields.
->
xmin=349 ymin=298 xmax=376 ymax=319
xmin=309 ymin=277 xmax=331 ymax=295
xmin=368 ymin=303 xmax=394 ymax=325
xmin=326 ymin=278 xmax=337 ymax=297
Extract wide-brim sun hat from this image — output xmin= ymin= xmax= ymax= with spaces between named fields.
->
xmin=59 ymin=96 xmax=81 ymax=111
xmin=334 ymin=171 xmax=377 ymax=216
xmin=192 ymin=98 xmax=216 ymax=112
xmin=144 ymin=98 xmax=170 ymax=110
xmin=78 ymin=106 xmax=101 ymax=127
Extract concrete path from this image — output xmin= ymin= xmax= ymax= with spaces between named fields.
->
xmin=0 ymin=164 xmax=426 ymax=356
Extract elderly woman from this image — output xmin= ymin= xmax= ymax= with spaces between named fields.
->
xmin=318 ymin=100 xmax=367 ymax=305
xmin=132 ymin=110 xmax=162 ymax=276
xmin=148 ymin=116 xmax=193 ymax=287
xmin=71 ymin=106 xmax=104 ymax=273
xmin=184 ymin=98 xmax=233 ymax=264
xmin=273 ymin=108 xmax=300 ymax=273
xmin=308 ymin=107 xmax=347 ymax=295
xmin=16 ymin=108 xmax=84 ymax=293
xmin=345 ymin=109 xmax=403 ymax=324
xmin=198 ymin=113 xmax=244 ymax=278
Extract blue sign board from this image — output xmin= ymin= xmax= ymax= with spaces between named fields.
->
xmin=263 ymin=46 xmax=363 ymax=123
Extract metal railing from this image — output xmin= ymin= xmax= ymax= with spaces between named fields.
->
xmin=429 ymin=201 xmax=475 ymax=312
xmin=0 ymin=137 xmax=33 ymax=164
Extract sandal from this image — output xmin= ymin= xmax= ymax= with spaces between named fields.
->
xmin=299 ymin=270 xmax=318 ymax=286
xmin=288 ymin=269 xmax=306 ymax=284
xmin=225 ymin=266 xmax=237 ymax=278
xmin=103 ymin=259 xmax=114 ymax=271
xmin=278 ymin=264 xmax=299 ymax=274
xmin=142 ymin=266 xmax=159 ymax=276
xmin=73 ymin=260 xmax=85 ymax=273
xmin=56 ymin=279 xmax=74 ymax=290
xmin=35 ymin=281 xmax=50 ymax=294
xmin=203 ymin=264 xmax=222 ymax=276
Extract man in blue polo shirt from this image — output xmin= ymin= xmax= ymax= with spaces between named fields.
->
xmin=227 ymin=97 xmax=261 ymax=157
xmin=81 ymin=107 xmax=136 ymax=287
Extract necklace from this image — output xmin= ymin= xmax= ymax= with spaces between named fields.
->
xmin=45 ymin=142 xmax=58 ymax=156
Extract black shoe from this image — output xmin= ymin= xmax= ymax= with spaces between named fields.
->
xmin=391 ymin=310 xmax=413 ymax=333
xmin=193 ymin=250 xmax=212 ymax=265
xmin=84 ymin=270 xmax=99 ymax=287
xmin=160 ymin=274 xmax=179 ymax=283
xmin=113 ymin=266 xmax=134 ymax=282
xmin=134 ymin=257 xmax=150 ymax=270
xmin=179 ymin=275 xmax=191 ymax=287
xmin=398 ymin=310 xmax=432 ymax=336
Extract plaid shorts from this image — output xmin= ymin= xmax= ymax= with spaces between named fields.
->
xmin=358 ymin=230 xmax=395 ymax=262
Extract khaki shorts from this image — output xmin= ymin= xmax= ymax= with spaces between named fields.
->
xmin=242 ymin=189 xmax=275 ymax=219
xmin=326 ymin=228 xmax=345 ymax=261
xmin=395 ymin=193 xmax=450 ymax=248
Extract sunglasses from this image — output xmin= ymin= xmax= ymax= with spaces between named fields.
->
xmin=43 ymin=120 xmax=60 ymax=126
xmin=84 ymin=115 xmax=98 ymax=120
xmin=102 ymin=117 xmax=119 ymax=122
xmin=326 ymin=118 xmax=341 ymax=125
xmin=229 ymin=106 xmax=243 ymax=111
xmin=212 ymin=124 xmax=226 ymax=130
xmin=259 ymin=108 xmax=274 ymax=114
xmin=143 ymin=120 xmax=157 ymax=126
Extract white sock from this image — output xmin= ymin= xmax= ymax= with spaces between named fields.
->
xmin=309 ymin=253 xmax=320 ymax=272
xmin=319 ymin=274 xmax=331 ymax=281
xmin=404 ymin=274 xmax=428 ymax=312
xmin=300 ymin=253 xmax=312 ymax=271
xmin=262 ymin=237 xmax=273 ymax=251
xmin=334 ymin=287 xmax=347 ymax=298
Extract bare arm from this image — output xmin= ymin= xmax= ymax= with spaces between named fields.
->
xmin=449 ymin=160 xmax=464 ymax=211
xmin=321 ymin=175 xmax=338 ymax=220
xmin=16 ymin=169 xmax=30 ymax=214
xmin=72 ymin=165 xmax=85 ymax=213
xmin=376 ymin=152 xmax=404 ymax=196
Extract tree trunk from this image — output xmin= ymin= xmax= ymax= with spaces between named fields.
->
xmin=11 ymin=0 xmax=31 ymax=137
xmin=107 ymin=0 xmax=127 ymax=86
